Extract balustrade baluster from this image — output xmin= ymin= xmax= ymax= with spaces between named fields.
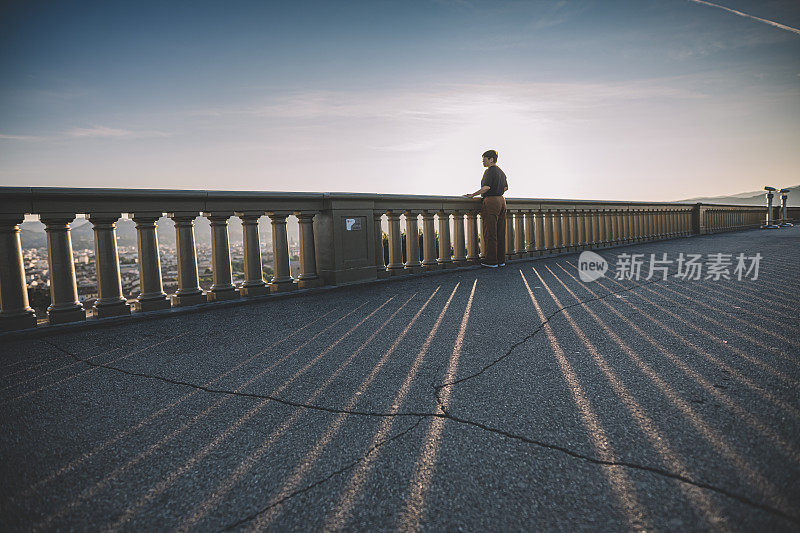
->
xmin=600 ymin=210 xmax=609 ymax=246
xmin=590 ymin=210 xmax=599 ymax=247
xmin=404 ymin=211 xmax=423 ymax=273
xmin=452 ymin=211 xmax=467 ymax=266
xmin=524 ymin=211 xmax=535 ymax=256
xmin=387 ymin=210 xmax=405 ymax=274
xmin=514 ymin=210 xmax=525 ymax=258
xmin=612 ymin=210 xmax=621 ymax=244
xmin=296 ymin=211 xmax=323 ymax=289
xmin=204 ymin=211 xmax=239 ymax=301
xmin=465 ymin=211 xmax=480 ymax=264
xmin=505 ymin=211 xmax=515 ymax=260
xmin=422 ymin=210 xmax=439 ymax=270
xmin=0 ymin=215 xmax=37 ymax=330
xmin=534 ymin=210 xmax=545 ymax=255
xmin=168 ymin=212 xmax=206 ymax=306
xmin=437 ymin=210 xmax=454 ymax=268
xmin=573 ymin=210 xmax=582 ymax=248
xmin=576 ymin=210 xmax=585 ymax=249
xmin=40 ymin=214 xmax=85 ymax=324
xmin=553 ymin=210 xmax=564 ymax=252
xmin=267 ymin=211 xmax=297 ymax=292
xmin=131 ymin=213 xmax=170 ymax=311
xmin=88 ymin=213 xmax=131 ymax=317
xmin=236 ymin=211 xmax=269 ymax=296
xmin=373 ymin=211 xmax=388 ymax=278
xmin=562 ymin=210 xmax=573 ymax=250
xmin=560 ymin=210 xmax=570 ymax=251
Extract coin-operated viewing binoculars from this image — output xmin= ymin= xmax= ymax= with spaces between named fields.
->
xmin=762 ymin=186 xmax=779 ymax=229
xmin=779 ymin=188 xmax=793 ymax=227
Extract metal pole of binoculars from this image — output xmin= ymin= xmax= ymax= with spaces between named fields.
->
xmin=779 ymin=189 xmax=793 ymax=227
xmin=762 ymin=187 xmax=779 ymax=229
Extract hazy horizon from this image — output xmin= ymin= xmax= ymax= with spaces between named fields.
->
xmin=2 ymin=0 xmax=799 ymax=202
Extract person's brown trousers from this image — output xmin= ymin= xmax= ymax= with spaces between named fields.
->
xmin=481 ymin=195 xmax=506 ymax=264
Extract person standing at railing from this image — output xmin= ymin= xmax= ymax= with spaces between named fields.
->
xmin=464 ymin=149 xmax=508 ymax=267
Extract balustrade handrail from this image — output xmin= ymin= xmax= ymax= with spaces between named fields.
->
xmin=0 ymin=186 xmax=777 ymax=334
xmin=0 ymin=186 xmax=775 ymax=213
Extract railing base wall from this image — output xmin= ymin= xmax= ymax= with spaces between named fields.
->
xmin=132 ymin=299 xmax=172 ymax=312
xmin=0 ymin=312 xmax=37 ymax=332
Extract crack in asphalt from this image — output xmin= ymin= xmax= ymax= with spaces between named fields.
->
xmin=217 ymin=416 xmax=425 ymax=532
xmin=39 ymin=268 xmax=800 ymax=529
xmin=431 ymin=273 xmax=665 ymax=414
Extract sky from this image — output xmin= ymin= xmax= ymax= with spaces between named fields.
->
xmin=1 ymin=0 xmax=799 ymax=202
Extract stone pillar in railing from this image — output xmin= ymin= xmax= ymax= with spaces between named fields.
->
xmin=640 ymin=210 xmax=648 ymax=240
xmin=437 ymin=211 xmax=454 ymax=268
xmin=0 ymin=215 xmax=37 ymax=331
xmin=465 ymin=211 xmax=480 ymax=264
xmin=542 ymin=210 xmax=553 ymax=252
xmin=452 ymin=211 xmax=467 ymax=266
xmin=168 ymin=212 xmax=206 ymax=306
xmin=582 ymin=210 xmax=591 ymax=248
xmin=582 ymin=210 xmax=591 ymax=247
xmin=558 ymin=210 xmax=569 ymax=251
xmin=557 ymin=211 xmax=567 ymax=251
xmin=590 ymin=210 xmax=600 ymax=247
xmin=422 ymin=210 xmax=439 ymax=271
xmin=267 ymin=211 xmax=297 ymax=292
xmin=633 ymin=210 xmax=642 ymax=242
xmin=524 ymin=211 xmax=535 ymax=256
xmin=295 ymin=211 xmax=323 ymax=289
xmin=571 ymin=210 xmax=581 ymax=249
xmin=404 ymin=211 xmax=423 ymax=273
xmin=653 ymin=210 xmax=661 ymax=239
xmin=131 ymin=213 xmax=170 ymax=311
xmin=599 ymin=210 xmax=609 ymax=246
xmin=204 ymin=211 xmax=239 ymax=302
xmin=88 ymin=213 xmax=131 ymax=318
xmin=514 ymin=210 xmax=525 ymax=258
xmin=236 ymin=211 xmax=269 ymax=296
xmin=40 ymin=214 xmax=85 ymax=324
xmin=614 ymin=210 xmax=623 ymax=243
xmin=373 ymin=211 xmax=388 ymax=278
xmin=504 ymin=212 xmax=514 ymax=260
xmin=552 ymin=210 xmax=563 ymax=252
xmin=659 ymin=209 xmax=666 ymax=238
xmin=639 ymin=210 xmax=645 ymax=240
xmin=573 ymin=210 xmax=582 ymax=249
xmin=584 ymin=210 xmax=593 ymax=247
xmin=386 ymin=210 xmax=405 ymax=275
xmin=672 ymin=209 xmax=678 ymax=236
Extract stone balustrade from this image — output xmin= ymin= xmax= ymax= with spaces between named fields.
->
xmin=0 ymin=187 xmax=775 ymax=332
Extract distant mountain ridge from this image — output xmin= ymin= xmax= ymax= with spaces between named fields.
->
xmin=679 ymin=185 xmax=799 ymax=206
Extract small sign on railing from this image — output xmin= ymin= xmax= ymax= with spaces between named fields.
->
xmin=345 ymin=218 xmax=362 ymax=231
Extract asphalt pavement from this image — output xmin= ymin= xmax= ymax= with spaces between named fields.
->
xmin=1 ymin=226 xmax=798 ymax=531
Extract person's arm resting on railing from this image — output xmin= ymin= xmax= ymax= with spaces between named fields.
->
xmin=465 ymin=186 xmax=490 ymax=198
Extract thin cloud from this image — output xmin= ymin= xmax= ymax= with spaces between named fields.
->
xmin=64 ymin=125 xmax=171 ymax=139
xmin=0 ymin=134 xmax=44 ymax=141
xmin=66 ymin=125 xmax=134 ymax=138
xmin=687 ymin=0 xmax=800 ymax=37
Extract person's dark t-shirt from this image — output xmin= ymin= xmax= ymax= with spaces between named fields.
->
xmin=481 ymin=165 xmax=508 ymax=197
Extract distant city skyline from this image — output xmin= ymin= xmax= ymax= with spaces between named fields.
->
xmin=1 ymin=0 xmax=799 ymax=202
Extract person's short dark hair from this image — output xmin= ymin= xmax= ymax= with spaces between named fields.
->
xmin=482 ymin=149 xmax=498 ymax=162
